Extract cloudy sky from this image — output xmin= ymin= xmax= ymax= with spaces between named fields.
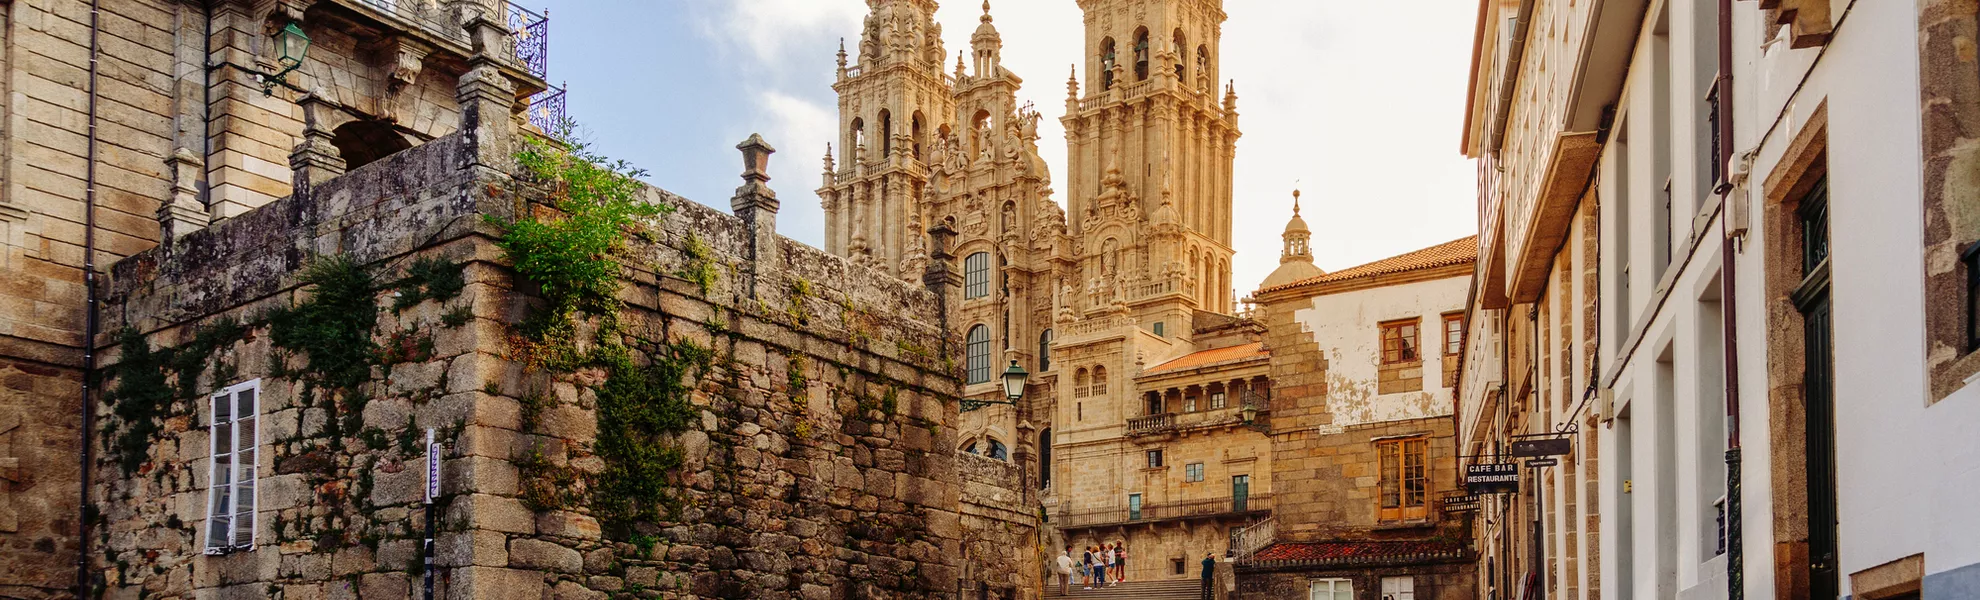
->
xmin=530 ymin=0 xmax=1480 ymax=296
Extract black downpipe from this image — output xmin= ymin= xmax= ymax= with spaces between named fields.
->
xmin=77 ymin=0 xmax=103 ymax=597
xmin=1715 ymin=0 xmax=1743 ymax=598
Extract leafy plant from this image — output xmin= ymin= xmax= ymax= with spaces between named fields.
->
xmin=491 ymin=129 xmax=666 ymax=319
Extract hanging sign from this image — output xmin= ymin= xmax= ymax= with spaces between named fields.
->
xmin=1525 ymin=457 xmax=1559 ymax=468
xmin=1441 ymin=494 xmax=1480 ymax=513
xmin=1465 ymin=462 xmax=1520 ymax=495
xmin=1510 ymin=437 xmax=1572 ymax=458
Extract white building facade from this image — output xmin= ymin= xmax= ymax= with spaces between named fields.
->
xmin=1596 ymin=1 xmax=1980 ymax=599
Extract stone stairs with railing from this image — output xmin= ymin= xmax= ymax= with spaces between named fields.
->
xmin=1044 ymin=578 xmax=1204 ymax=599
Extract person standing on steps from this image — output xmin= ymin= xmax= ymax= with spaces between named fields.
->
xmin=1101 ymin=543 xmax=1116 ymax=587
xmin=1201 ymin=553 xmax=1217 ymax=600
xmin=1114 ymin=541 xmax=1128 ymax=582
xmin=1056 ymin=545 xmax=1075 ymax=595
xmin=1082 ymin=546 xmax=1096 ymax=590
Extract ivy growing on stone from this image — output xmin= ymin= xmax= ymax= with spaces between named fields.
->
xmin=268 ymin=256 xmax=380 ymax=438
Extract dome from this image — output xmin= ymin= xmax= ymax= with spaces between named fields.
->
xmin=1261 ymin=261 xmax=1324 ymax=289
xmin=1283 ymin=212 xmax=1310 ymax=235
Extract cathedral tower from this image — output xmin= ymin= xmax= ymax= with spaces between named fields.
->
xmin=818 ymin=0 xmax=955 ymax=276
xmin=1062 ymin=0 xmax=1241 ymax=317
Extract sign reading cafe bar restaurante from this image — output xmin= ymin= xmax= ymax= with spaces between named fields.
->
xmin=1465 ymin=462 xmax=1519 ymax=495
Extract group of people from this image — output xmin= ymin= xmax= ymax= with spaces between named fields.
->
xmin=1053 ymin=542 xmax=1128 ymax=592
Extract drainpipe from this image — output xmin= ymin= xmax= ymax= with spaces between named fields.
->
xmin=1716 ymin=0 xmax=1744 ymax=597
xmin=77 ymin=0 xmax=104 ymax=597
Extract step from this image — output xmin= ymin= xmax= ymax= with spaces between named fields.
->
xmin=1044 ymin=578 xmax=1207 ymax=599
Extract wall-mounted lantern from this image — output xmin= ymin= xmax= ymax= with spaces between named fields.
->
xmin=260 ymin=22 xmax=311 ymax=95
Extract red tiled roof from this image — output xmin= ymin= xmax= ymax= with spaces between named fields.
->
xmin=1260 ymin=235 xmax=1479 ymax=293
xmin=1141 ymin=342 xmax=1268 ymax=376
xmin=1248 ymin=540 xmax=1467 ymax=564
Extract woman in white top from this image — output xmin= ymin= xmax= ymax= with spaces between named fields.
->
xmin=1102 ymin=544 xmax=1117 ymax=587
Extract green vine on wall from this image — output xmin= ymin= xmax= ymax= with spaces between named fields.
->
xmin=268 ymin=256 xmax=381 ymax=438
xmin=493 ymin=124 xmax=706 ymax=536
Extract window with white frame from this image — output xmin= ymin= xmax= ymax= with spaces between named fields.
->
xmin=1185 ymin=462 xmax=1204 ymax=482
xmin=1380 ymin=576 xmax=1416 ymax=600
xmin=205 ymin=379 xmax=261 ymax=554
xmin=1309 ymin=578 xmax=1354 ymax=600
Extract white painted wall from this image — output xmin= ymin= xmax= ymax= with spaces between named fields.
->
xmin=1599 ymin=1 xmax=1980 ymax=598
xmin=1291 ymin=273 xmax=1468 ymax=428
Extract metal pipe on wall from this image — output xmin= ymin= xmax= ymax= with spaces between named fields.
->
xmin=77 ymin=0 xmax=104 ymax=596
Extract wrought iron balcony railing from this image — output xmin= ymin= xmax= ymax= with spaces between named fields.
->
xmin=507 ymin=2 xmax=549 ymax=79
xmin=1056 ymin=494 xmax=1272 ymax=529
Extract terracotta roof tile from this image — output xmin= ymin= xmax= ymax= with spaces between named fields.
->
xmin=1247 ymin=540 xmax=1468 ymax=565
xmin=1140 ymin=342 xmax=1268 ymax=377
xmin=1261 ymin=235 xmax=1479 ymax=293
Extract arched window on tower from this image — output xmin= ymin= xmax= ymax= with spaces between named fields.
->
xmin=1197 ymin=46 xmax=1210 ymax=88
xmin=1099 ymin=37 xmax=1117 ymax=90
xmin=1092 ymin=366 xmax=1109 ymax=396
xmin=966 ymin=325 xmax=991 ymax=384
xmin=911 ymin=112 xmax=926 ymax=160
xmin=971 ymin=109 xmax=992 ymax=158
xmin=1038 ymin=329 xmax=1054 ymax=372
xmin=331 ymin=120 xmax=414 ymax=171
xmin=1133 ymin=28 xmax=1150 ymax=81
xmin=850 ymin=117 xmax=866 ymax=156
xmin=1038 ymin=428 xmax=1052 ymax=489
xmin=1075 ymin=368 xmax=1090 ymax=397
xmin=1173 ymin=29 xmax=1188 ymax=80
xmin=878 ymin=109 xmax=893 ymax=157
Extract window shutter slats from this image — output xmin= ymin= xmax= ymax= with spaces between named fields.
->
xmin=206 ymin=380 xmax=261 ymax=553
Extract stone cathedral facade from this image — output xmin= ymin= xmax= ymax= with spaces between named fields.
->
xmin=822 ymin=0 xmax=1258 ymax=581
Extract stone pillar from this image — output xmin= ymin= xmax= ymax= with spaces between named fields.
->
xmin=159 ymin=147 xmax=211 ymax=242
xmin=925 ymin=220 xmax=963 ymax=354
xmin=456 ymin=9 xmax=516 ymax=174
xmin=289 ymin=94 xmax=346 ymax=195
xmin=732 ymin=134 xmax=780 ymax=298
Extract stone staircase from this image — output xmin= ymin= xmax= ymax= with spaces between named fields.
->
xmin=1043 ymin=578 xmax=1204 ymax=599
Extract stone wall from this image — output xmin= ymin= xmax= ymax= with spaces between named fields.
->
xmin=88 ymin=116 xmax=1038 ymax=600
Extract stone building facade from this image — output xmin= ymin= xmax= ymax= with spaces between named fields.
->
xmin=0 ymin=1 xmax=551 ymax=597
xmin=1230 ymin=233 xmax=1479 ymax=600
xmin=820 ymin=0 xmax=1257 ymax=583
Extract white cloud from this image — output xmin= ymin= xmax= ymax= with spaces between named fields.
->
xmin=754 ymin=89 xmax=841 ymax=240
xmin=695 ymin=0 xmax=866 ymax=65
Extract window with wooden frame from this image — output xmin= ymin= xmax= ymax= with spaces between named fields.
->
xmin=1380 ymin=318 xmax=1420 ymax=364
xmin=205 ymin=379 xmax=261 ymax=554
xmin=1377 ymin=437 xmax=1429 ymax=521
xmin=1443 ymin=313 xmax=1464 ymax=356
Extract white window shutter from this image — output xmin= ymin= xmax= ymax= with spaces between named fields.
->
xmin=232 ymin=384 xmax=259 ymax=549
xmin=205 ymin=380 xmax=261 ymax=553
xmin=205 ymin=390 xmax=231 ymax=553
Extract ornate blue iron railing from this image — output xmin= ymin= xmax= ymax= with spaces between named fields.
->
xmin=508 ymin=3 xmax=549 ymax=79
xmin=527 ymin=84 xmax=566 ymax=134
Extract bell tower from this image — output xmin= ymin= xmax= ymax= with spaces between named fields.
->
xmin=819 ymin=0 xmax=955 ymax=276
xmin=1062 ymin=0 xmax=1240 ymax=315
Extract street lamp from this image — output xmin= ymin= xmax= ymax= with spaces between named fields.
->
xmin=1001 ymin=360 xmax=1029 ymax=403
xmin=259 ymin=22 xmax=311 ymax=95
xmin=961 ymin=360 xmax=1029 ymax=412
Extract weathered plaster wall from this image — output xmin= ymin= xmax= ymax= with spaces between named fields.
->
xmin=1290 ymin=275 xmax=1467 ymax=430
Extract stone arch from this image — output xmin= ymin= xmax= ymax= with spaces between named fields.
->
xmin=1132 ymin=27 xmax=1150 ymax=81
xmin=1099 ymin=37 xmax=1118 ymax=90
xmin=1172 ymin=29 xmax=1188 ymax=80
xmin=331 ymin=120 xmax=413 ymax=171
xmin=878 ymin=109 xmax=893 ymax=156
